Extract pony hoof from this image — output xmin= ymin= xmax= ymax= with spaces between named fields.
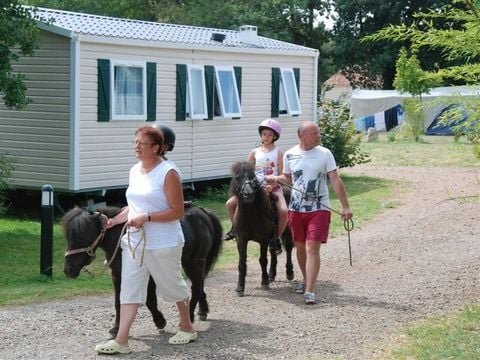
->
xmin=286 ymin=272 xmax=294 ymax=281
xmin=235 ymin=289 xmax=245 ymax=297
xmin=198 ymin=313 xmax=208 ymax=321
xmin=261 ymin=284 xmax=270 ymax=290
xmin=268 ymin=274 xmax=276 ymax=282
xmin=108 ymin=326 xmax=119 ymax=338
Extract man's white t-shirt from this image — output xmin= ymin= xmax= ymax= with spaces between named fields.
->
xmin=283 ymin=145 xmax=337 ymax=212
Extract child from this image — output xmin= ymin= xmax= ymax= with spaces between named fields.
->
xmin=223 ymin=119 xmax=288 ymax=255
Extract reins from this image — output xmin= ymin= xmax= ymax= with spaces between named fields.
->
xmin=276 ymin=178 xmax=354 ymax=266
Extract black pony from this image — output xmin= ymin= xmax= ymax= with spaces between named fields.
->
xmin=229 ymin=161 xmax=294 ymax=297
xmin=62 ymin=203 xmax=223 ymax=335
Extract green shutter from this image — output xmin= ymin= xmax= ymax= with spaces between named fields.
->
xmin=271 ymin=67 xmax=280 ymax=118
xmin=176 ymin=64 xmax=187 ymax=121
xmin=146 ymin=62 xmax=156 ymax=121
xmin=204 ymin=65 xmax=215 ymax=120
xmin=97 ymin=59 xmax=110 ymax=122
xmin=234 ymin=66 xmax=242 ymax=101
xmin=294 ymin=68 xmax=300 ymax=96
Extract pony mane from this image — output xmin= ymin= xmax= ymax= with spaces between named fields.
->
xmin=61 ymin=206 xmax=123 ymax=247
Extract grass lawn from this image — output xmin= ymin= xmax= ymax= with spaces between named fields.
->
xmin=361 ymin=133 xmax=479 ymax=167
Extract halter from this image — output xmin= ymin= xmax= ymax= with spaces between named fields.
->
xmin=237 ymin=175 xmax=262 ymax=200
xmin=64 ymin=213 xmax=109 ymax=258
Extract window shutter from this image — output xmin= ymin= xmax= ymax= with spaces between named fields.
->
xmin=97 ymin=59 xmax=110 ymax=122
xmin=204 ymin=65 xmax=215 ymax=120
xmin=294 ymin=68 xmax=300 ymax=95
xmin=271 ymin=67 xmax=280 ymax=118
xmin=176 ymin=64 xmax=187 ymax=121
xmin=146 ymin=62 xmax=157 ymax=122
xmin=234 ymin=66 xmax=242 ymax=101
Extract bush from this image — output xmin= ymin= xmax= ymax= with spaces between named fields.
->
xmin=397 ymin=98 xmax=425 ymax=142
xmin=0 ymin=154 xmax=14 ymax=216
xmin=317 ymin=99 xmax=370 ymax=168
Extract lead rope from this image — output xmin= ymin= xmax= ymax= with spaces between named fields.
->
xmin=105 ymin=222 xmax=128 ymax=268
xmin=276 ymin=178 xmax=354 ymax=266
xmin=127 ymin=225 xmax=147 ymax=267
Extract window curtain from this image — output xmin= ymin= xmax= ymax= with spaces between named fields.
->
xmin=114 ymin=66 xmax=143 ymax=115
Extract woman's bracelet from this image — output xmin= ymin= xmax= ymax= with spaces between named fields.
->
xmin=148 ymin=211 xmax=151 ymax=222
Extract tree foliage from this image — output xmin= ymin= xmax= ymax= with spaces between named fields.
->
xmin=0 ymin=154 xmax=14 ymax=216
xmin=330 ymin=0 xmax=451 ymax=89
xmin=365 ymin=0 xmax=480 ymax=147
xmin=317 ymin=99 xmax=369 ymax=168
xmin=0 ymin=1 xmax=40 ymax=109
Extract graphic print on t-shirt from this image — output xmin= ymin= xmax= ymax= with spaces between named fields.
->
xmin=255 ymin=158 xmax=275 ymax=182
xmin=290 ymin=169 xmax=327 ymax=212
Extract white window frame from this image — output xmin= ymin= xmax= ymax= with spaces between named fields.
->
xmin=280 ymin=67 xmax=301 ymax=116
xmin=186 ymin=65 xmax=208 ymax=120
xmin=110 ymin=60 xmax=147 ymax=121
xmin=214 ymin=66 xmax=242 ymax=118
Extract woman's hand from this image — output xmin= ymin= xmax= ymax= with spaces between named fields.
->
xmin=128 ymin=213 xmax=149 ymax=228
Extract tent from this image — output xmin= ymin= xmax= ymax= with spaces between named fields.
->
xmin=350 ymin=86 xmax=480 ymax=133
xmin=426 ymin=104 xmax=468 ymax=135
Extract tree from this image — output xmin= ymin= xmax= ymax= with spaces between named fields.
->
xmin=330 ymin=0 xmax=451 ymax=89
xmin=0 ymin=1 xmax=40 ymax=109
xmin=317 ymin=98 xmax=369 ymax=168
xmin=390 ymin=48 xmax=440 ymax=141
xmin=0 ymin=154 xmax=14 ymax=216
xmin=365 ymin=0 xmax=480 ymax=147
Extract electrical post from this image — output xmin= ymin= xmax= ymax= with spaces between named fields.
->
xmin=40 ymin=184 xmax=54 ymax=278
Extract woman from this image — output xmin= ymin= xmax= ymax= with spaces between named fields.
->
xmin=95 ymin=126 xmax=196 ymax=354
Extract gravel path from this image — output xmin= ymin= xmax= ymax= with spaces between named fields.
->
xmin=1 ymin=165 xmax=479 ymax=360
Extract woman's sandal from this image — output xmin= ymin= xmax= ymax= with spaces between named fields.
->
xmin=168 ymin=330 xmax=198 ymax=345
xmin=95 ymin=339 xmax=131 ymax=354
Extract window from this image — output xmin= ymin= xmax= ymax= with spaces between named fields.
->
xmin=186 ymin=65 xmax=208 ymax=119
xmin=111 ymin=60 xmax=147 ymax=120
xmin=214 ymin=66 xmax=242 ymax=118
xmin=176 ymin=64 xmax=242 ymax=121
xmin=97 ymin=59 xmax=156 ymax=122
xmin=280 ymin=68 xmax=301 ymax=116
xmin=271 ymin=67 xmax=301 ymax=117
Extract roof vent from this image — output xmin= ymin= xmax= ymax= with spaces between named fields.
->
xmin=238 ymin=25 xmax=258 ymax=45
xmin=211 ymin=32 xmax=226 ymax=42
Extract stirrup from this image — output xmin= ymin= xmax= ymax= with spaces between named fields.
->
xmin=222 ymin=230 xmax=236 ymax=241
xmin=269 ymin=237 xmax=282 ymax=255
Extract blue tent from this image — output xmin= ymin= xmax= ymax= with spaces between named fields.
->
xmin=426 ymin=104 xmax=468 ymax=136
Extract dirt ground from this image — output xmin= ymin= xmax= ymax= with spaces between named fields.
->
xmin=1 ymin=165 xmax=479 ymax=360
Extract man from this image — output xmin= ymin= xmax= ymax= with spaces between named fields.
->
xmin=267 ymin=121 xmax=353 ymax=305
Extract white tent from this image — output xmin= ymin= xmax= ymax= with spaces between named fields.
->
xmin=350 ymin=86 xmax=480 ymax=130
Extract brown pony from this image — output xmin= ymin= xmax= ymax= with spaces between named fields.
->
xmin=229 ymin=161 xmax=294 ymax=297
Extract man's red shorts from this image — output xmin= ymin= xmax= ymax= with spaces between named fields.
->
xmin=288 ymin=210 xmax=331 ymax=243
